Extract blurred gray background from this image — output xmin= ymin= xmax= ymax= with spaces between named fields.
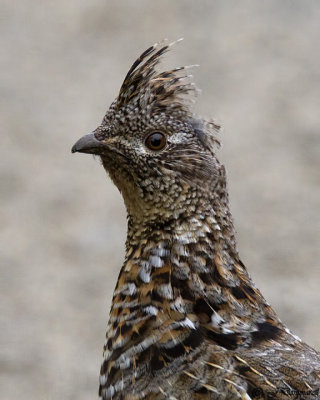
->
xmin=1 ymin=1 xmax=319 ymax=399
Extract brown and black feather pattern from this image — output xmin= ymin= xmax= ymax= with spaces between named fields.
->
xmin=72 ymin=41 xmax=320 ymax=400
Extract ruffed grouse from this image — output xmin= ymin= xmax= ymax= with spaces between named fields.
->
xmin=72 ymin=41 xmax=320 ymax=399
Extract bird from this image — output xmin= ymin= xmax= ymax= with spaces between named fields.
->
xmin=72 ymin=40 xmax=320 ymax=400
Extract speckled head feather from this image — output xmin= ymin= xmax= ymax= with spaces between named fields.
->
xmin=88 ymin=40 xmax=224 ymax=224
xmin=97 ymin=40 xmax=220 ymax=149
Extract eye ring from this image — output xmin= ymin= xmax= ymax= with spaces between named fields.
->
xmin=145 ymin=131 xmax=167 ymax=151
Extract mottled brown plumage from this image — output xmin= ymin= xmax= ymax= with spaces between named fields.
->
xmin=72 ymin=41 xmax=320 ymax=399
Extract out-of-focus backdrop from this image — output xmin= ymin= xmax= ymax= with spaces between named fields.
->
xmin=1 ymin=1 xmax=319 ymax=399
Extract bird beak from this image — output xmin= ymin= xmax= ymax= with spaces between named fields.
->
xmin=71 ymin=133 xmax=105 ymax=155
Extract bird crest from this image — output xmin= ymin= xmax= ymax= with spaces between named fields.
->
xmin=111 ymin=39 xmax=221 ymax=152
xmin=115 ymin=39 xmax=198 ymax=116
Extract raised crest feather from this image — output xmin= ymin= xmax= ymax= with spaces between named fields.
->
xmin=116 ymin=39 xmax=198 ymax=115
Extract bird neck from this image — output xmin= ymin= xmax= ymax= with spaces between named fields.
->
xmin=125 ymin=176 xmax=238 ymax=249
xmin=123 ymin=206 xmax=240 ymax=297
xmin=111 ymin=201 xmax=280 ymax=335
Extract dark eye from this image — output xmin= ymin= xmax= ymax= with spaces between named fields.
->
xmin=145 ymin=132 xmax=167 ymax=151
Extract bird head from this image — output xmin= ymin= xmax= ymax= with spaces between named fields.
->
xmin=72 ymin=41 xmax=224 ymax=224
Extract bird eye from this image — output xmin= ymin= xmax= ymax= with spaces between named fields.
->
xmin=145 ymin=132 xmax=167 ymax=151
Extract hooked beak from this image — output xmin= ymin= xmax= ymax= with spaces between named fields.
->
xmin=71 ymin=133 xmax=105 ymax=155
